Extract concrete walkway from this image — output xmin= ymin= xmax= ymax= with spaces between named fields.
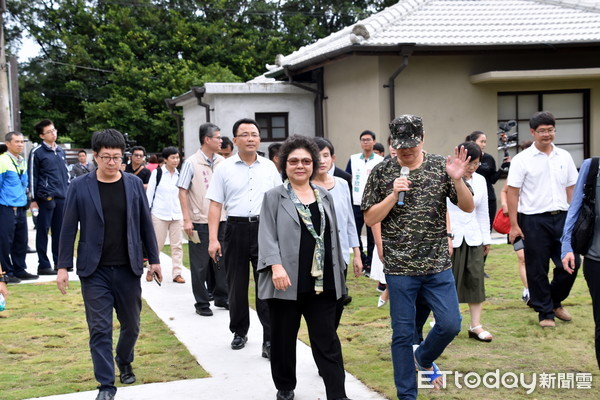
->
xmin=19 ymin=222 xmax=387 ymax=400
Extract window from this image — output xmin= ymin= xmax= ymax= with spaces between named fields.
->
xmin=497 ymin=90 xmax=589 ymax=166
xmin=255 ymin=113 xmax=289 ymax=141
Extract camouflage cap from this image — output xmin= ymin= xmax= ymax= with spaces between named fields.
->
xmin=389 ymin=115 xmax=424 ymax=149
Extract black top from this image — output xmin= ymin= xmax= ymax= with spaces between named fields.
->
xmin=297 ymin=201 xmax=334 ymax=294
xmin=476 ymin=152 xmax=509 ymax=201
xmin=125 ymin=164 xmax=151 ymax=184
xmin=98 ymin=178 xmax=129 ymax=266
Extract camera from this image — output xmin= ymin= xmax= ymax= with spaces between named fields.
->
xmin=123 ymin=132 xmax=137 ymax=163
xmin=497 ymin=120 xmax=518 ymax=158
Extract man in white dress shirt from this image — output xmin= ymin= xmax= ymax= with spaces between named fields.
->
xmin=207 ymin=118 xmax=282 ymax=356
xmin=507 ymin=111 xmax=579 ymax=328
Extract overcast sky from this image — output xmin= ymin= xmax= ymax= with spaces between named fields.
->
xmin=18 ymin=36 xmax=40 ymax=61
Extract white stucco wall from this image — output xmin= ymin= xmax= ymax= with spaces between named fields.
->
xmin=176 ymin=82 xmax=315 ymax=157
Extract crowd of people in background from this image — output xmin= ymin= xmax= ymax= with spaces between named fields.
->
xmin=0 ymin=110 xmax=598 ymax=400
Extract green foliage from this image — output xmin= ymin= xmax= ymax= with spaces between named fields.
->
xmin=6 ymin=0 xmax=395 ymax=150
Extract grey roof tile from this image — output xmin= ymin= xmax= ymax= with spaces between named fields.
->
xmin=271 ymin=0 xmax=600 ymax=71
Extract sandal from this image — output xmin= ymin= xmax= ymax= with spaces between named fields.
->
xmin=414 ymin=354 xmax=444 ymax=390
xmin=468 ymin=325 xmax=493 ymax=342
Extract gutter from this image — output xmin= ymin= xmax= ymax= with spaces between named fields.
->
xmin=383 ymin=46 xmax=414 ymax=121
xmin=192 ymin=86 xmax=211 ymax=122
xmin=164 ymin=98 xmax=183 ymax=152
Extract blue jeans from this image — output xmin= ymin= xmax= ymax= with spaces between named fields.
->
xmin=386 ymin=269 xmax=462 ymax=400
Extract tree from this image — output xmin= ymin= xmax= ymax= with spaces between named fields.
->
xmin=6 ymin=0 xmax=396 ymax=150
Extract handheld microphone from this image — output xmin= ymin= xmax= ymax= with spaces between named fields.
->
xmin=397 ymin=166 xmax=410 ymax=206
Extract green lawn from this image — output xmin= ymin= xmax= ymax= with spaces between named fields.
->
xmin=1 ymin=244 xmax=597 ymax=400
xmin=334 ymin=244 xmax=599 ymax=400
xmin=0 ymin=282 xmax=207 ymax=400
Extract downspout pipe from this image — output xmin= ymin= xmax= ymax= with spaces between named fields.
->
xmin=164 ymin=98 xmax=183 ymax=152
xmin=283 ymin=66 xmax=325 ymax=137
xmin=192 ymin=86 xmax=211 ymax=122
xmin=384 ymin=47 xmax=414 ymax=121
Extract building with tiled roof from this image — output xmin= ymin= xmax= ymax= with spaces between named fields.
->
xmin=171 ymin=0 xmax=600 ymax=170
xmin=263 ymin=0 xmax=600 ymax=167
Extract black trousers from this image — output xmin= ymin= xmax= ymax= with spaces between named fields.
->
xmin=80 ymin=265 xmax=141 ymax=394
xmin=268 ymin=292 xmax=347 ymax=400
xmin=0 ymin=206 xmax=28 ymax=277
xmin=583 ymin=258 xmax=600 ymax=369
xmin=35 ymin=197 xmax=64 ymax=271
xmin=224 ymin=219 xmax=270 ymax=342
xmin=190 ymin=222 xmax=228 ymax=310
xmin=488 ymin=198 xmax=497 ymax=232
xmin=352 ymin=204 xmax=374 ymax=267
xmin=519 ymin=212 xmax=580 ymax=321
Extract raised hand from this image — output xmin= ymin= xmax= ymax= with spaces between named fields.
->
xmin=446 ymin=145 xmax=470 ymax=180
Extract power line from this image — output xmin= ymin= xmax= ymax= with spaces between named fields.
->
xmin=41 ymin=59 xmax=115 ymax=73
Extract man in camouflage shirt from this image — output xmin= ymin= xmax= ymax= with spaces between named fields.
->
xmin=362 ymin=115 xmax=474 ymax=400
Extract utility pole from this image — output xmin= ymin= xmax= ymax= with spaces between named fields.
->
xmin=9 ymin=55 xmax=19 ymax=132
xmin=0 ymin=0 xmax=11 ymax=135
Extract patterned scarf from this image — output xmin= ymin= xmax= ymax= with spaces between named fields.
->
xmin=285 ymin=180 xmax=326 ymax=293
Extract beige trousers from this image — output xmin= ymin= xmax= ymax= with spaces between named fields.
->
xmin=151 ymin=215 xmax=184 ymax=278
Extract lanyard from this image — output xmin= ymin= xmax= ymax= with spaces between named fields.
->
xmin=8 ymin=156 xmax=24 ymax=177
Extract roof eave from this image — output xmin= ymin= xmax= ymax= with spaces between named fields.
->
xmin=265 ymin=43 xmax=417 ymax=79
xmin=266 ymin=41 xmax=600 ymax=79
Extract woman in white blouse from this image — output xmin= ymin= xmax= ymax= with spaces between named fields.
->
xmin=311 ymin=138 xmax=363 ymax=315
xmin=311 ymin=139 xmax=363 ymax=274
xmin=146 ymin=147 xmax=185 ymax=283
xmin=447 ymin=141 xmax=493 ymax=342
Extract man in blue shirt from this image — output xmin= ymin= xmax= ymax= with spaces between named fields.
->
xmin=0 ymin=132 xmax=38 ymax=282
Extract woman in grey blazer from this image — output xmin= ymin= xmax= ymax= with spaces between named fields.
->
xmin=258 ymin=135 xmax=350 ymax=400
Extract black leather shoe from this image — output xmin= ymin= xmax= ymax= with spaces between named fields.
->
xmin=342 ymin=295 xmax=352 ymax=306
xmin=231 ymin=334 xmax=247 ymax=350
xmin=37 ymin=268 xmax=57 ymax=275
xmin=118 ymin=363 xmax=136 ymax=384
xmin=276 ymin=390 xmax=294 ymax=400
xmin=15 ymin=272 xmax=38 ymax=280
xmin=214 ymin=301 xmax=229 ymax=310
xmin=26 ymin=246 xmax=36 ymax=254
xmin=96 ymin=390 xmax=115 ymax=400
xmin=7 ymin=275 xmax=21 ymax=284
xmin=262 ymin=341 xmax=271 ymax=359
xmin=196 ymin=308 xmax=213 ymax=317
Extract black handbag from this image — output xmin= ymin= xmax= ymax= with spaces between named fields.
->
xmin=572 ymin=157 xmax=599 ymax=254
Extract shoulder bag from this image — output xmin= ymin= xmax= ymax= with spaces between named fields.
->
xmin=571 ymin=157 xmax=599 ymax=254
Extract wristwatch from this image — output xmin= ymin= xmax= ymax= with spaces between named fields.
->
xmin=446 ymin=233 xmax=455 ymax=239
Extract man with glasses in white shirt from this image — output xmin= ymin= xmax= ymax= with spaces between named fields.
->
xmin=207 ymin=118 xmax=282 ymax=357
xmin=507 ymin=111 xmax=579 ymax=328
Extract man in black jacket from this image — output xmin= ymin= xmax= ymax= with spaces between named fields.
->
xmin=28 ymin=120 xmax=69 ymax=275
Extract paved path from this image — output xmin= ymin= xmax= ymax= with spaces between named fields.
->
xmin=19 ymin=222 xmax=387 ymax=400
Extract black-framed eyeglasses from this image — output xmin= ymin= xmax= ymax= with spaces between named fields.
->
xmin=99 ymin=155 xmax=123 ymax=164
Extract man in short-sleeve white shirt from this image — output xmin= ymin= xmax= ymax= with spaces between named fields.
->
xmin=507 ymin=111 xmax=579 ymax=328
xmin=345 ymin=130 xmax=384 ymax=274
xmin=207 ymin=118 xmax=282 ymax=356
